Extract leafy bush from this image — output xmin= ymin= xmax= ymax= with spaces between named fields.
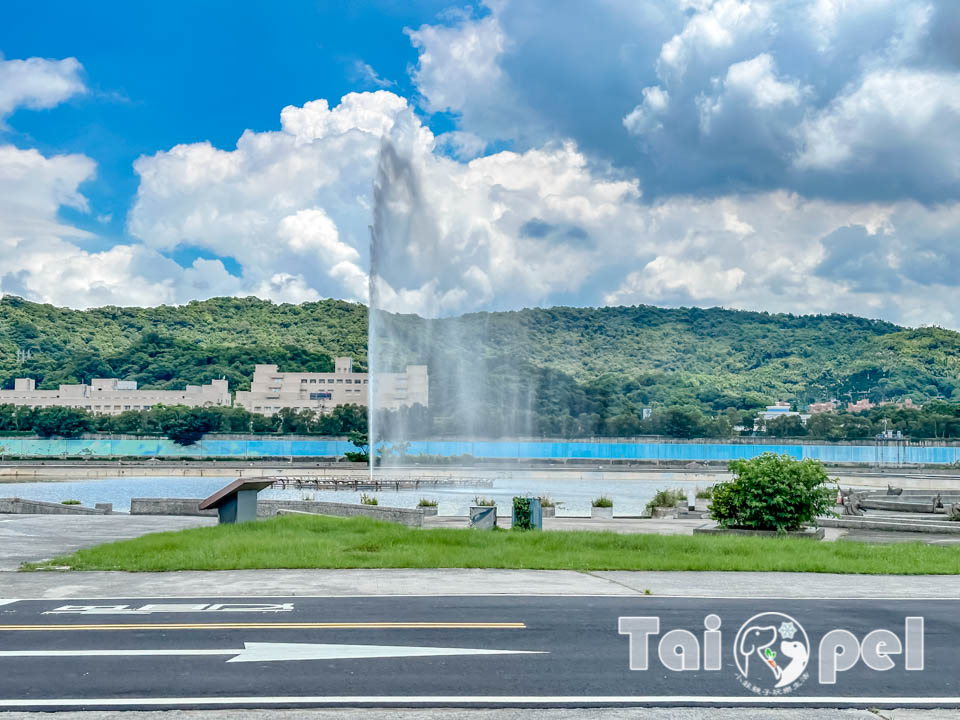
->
xmin=592 ymin=496 xmax=613 ymax=508
xmin=359 ymin=494 xmax=378 ymax=506
xmin=710 ymin=453 xmax=835 ymax=532
xmin=473 ymin=496 xmax=496 ymax=506
xmin=537 ymin=496 xmax=556 ymax=508
xmin=61 ymin=499 xmax=81 ymax=505
xmin=417 ymin=498 xmax=438 ymax=507
xmin=696 ymin=486 xmax=714 ymax=499
xmin=645 ymin=488 xmax=684 ymax=514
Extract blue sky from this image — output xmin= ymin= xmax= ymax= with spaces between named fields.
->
xmin=2 ymin=0 xmax=448 ymax=250
xmin=2 ymin=0 xmax=960 ymax=327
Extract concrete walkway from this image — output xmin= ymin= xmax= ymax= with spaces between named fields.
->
xmin=0 ymin=514 xmax=215 ymax=571
xmin=4 ymin=567 xmax=960 ymax=600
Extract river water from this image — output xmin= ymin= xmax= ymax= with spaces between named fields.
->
xmin=0 ymin=472 xmax=725 ymax=516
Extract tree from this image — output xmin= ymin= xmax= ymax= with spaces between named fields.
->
xmin=647 ymin=406 xmax=710 ymax=438
xmin=158 ymin=406 xmax=222 ymax=446
xmin=33 ymin=407 xmax=92 ymax=438
xmin=765 ymin=415 xmax=806 ymax=437
xmin=344 ymin=429 xmax=369 ymax=462
xmin=805 ymin=413 xmax=838 ymax=439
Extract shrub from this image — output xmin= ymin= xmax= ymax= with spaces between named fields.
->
xmin=61 ymin=499 xmax=81 ymax=505
xmin=417 ymin=498 xmax=438 ymax=507
xmin=696 ymin=486 xmax=714 ymax=500
xmin=645 ymin=488 xmax=684 ymax=514
xmin=359 ymin=494 xmax=378 ymax=506
xmin=710 ymin=453 xmax=835 ymax=532
xmin=537 ymin=496 xmax=556 ymax=508
xmin=473 ymin=496 xmax=496 ymax=506
xmin=592 ymin=496 xmax=613 ymax=508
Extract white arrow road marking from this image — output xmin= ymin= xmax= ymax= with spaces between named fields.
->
xmin=44 ymin=603 xmax=295 ymax=615
xmin=0 ymin=642 xmax=547 ymax=663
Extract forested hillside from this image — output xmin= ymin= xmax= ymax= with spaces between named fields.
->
xmin=2 ymin=294 xmax=960 ymax=438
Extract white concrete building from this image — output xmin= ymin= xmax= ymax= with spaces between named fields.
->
xmin=0 ymin=377 xmax=230 ymax=415
xmin=234 ymin=357 xmax=428 ymax=415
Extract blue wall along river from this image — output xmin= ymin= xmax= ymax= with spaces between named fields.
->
xmin=0 ymin=437 xmax=954 ymax=464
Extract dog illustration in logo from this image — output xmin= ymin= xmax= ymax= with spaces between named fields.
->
xmin=738 ymin=624 xmax=809 ymax=688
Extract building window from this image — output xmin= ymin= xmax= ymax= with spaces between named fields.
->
xmin=254 ymin=406 xmax=262 ymax=411
xmin=336 ymin=379 xmax=343 ymax=383
xmin=310 ymin=379 xmax=317 ymax=384
xmin=301 ymin=379 xmax=307 ymax=384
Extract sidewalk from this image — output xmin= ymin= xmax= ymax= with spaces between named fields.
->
xmin=4 ymin=567 xmax=960 ymax=600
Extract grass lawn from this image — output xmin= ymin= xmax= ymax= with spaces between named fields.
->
xmin=23 ymin=514 xmax=960 ymax=574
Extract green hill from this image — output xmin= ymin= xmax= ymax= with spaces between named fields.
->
xmin=2 ymin=295 xmax=960 ymax=437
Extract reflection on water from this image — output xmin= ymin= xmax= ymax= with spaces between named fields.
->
xmin=1 ymin=472 xmax=727 ymax=516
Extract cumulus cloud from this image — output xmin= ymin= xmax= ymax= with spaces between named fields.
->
xmin=120 ymin=86 xmax=960 ymax=327
xmin=0 ymin=144 xmax=243 ymax=307
xmin=405 ymin=0 xmax=960 ymax=203
xmin=795 ymin=69 xmax=960 ymax=198
xmin=0 ymin=53 xmax=87 ymax=121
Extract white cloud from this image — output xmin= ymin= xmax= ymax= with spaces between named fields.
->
xmin=0 ymin=144 xmax=243 ymax=308
xmin=406 ymin=5 xmax=508 ymax=115
xmin=351 ymin=60 xmax=394 ymax=88
xmin=0 ymin=54 xmax=87 ymax=120
xmin=623 ymin=86 xmax=670 ymax=136
xmin=656 ymin=0 xmax=773 ymax=82
xmin=434 ymin=130 xmax=488 ymax=160
xmin=120 ymin=85 xmax=960 ymax=326
xmin=723 ymin=54 xmax=805 ymax=109
xmin=796 ymin=69 xmax=960 ymax=173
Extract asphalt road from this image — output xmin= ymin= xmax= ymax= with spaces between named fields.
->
xmin=0 ymin=595 xmax=957 ymax=711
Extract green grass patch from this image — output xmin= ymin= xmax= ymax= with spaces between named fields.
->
xmin=22 ymin=514 xmax=960 ymax=574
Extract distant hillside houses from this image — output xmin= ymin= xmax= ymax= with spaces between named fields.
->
xmin=0 ymin=357 xmax=428 ymax=416
xmin=809 ymin=398 xmax=922 ymax=415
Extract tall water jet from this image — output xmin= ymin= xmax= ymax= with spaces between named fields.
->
xmin=367 ymin=222 xmax=378 ymax=484
xmin=368 ymin=135 xmax=541 ymax=474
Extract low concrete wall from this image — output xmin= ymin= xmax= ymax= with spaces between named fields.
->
xmin=0 ymin=497 xmax=107 ymax=515
xmin=861 ymin=498 xmax=937 ymax=513
xmin=130 ymin=498 xmax=216 ymax=517
xmin=128 ymin=496 xmax=424 ymax=526
xmin=819 ymin=516 xmax=960 ymax=534
xmin=693 ymin=522 xmax=824 ymax=539
xmin=256 ymin=499 xmax=424 ymax=527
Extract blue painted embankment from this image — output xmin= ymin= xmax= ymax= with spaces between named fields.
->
xmin=0 ymin=436 xmax=956 ymax=465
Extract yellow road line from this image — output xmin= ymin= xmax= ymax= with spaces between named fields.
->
xmin=0 ymin=621 xmax=526 ymax=632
